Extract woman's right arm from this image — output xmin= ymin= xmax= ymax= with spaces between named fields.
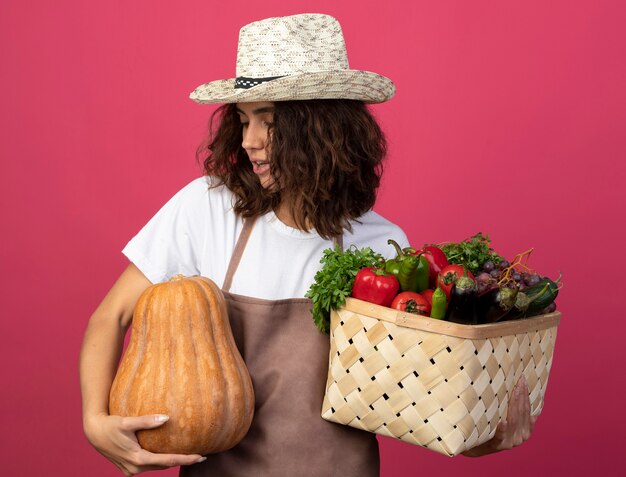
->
xmin=79 ymin=263 xmax=205 ymax=476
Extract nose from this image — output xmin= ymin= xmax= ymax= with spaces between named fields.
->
xmin=242 ymin=121 xmax=265 ymax=151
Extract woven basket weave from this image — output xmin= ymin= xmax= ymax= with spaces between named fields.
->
xmin=321 ymin=298 xmax=561 ymax=457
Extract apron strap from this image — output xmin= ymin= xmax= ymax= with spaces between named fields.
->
xmin=222 ymin=216 xmax=257 ymax=292
xmin=222 ymin=215 xmax=344 ymax=292
xmin=334 ymin=233 xmax=343 ymax=251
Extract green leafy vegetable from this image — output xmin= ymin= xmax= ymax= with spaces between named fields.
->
xmin=441 ymin=232 xmax=502 ymax=275
xmin=306 ymin=246 xmax=383 ymax=333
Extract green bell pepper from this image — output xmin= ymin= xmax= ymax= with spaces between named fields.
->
xmin=386 ymin=239 xmax=430 ymax=293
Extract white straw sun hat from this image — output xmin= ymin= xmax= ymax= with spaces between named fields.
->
xmin=189 ymin=13 xmax=395 ymax=104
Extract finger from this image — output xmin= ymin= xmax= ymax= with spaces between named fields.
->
xmin=122 ymin=461 xmax=168 ymax=476
xmin=528 ymin=392 xmax=541 ymax=434
xmin=142 ymin=451 xmax=207 ymax=468
xmin=520 ymin=383 xmax=532 ymax=440
xmin=123 ymin=448 xmax=205 ymax=473
xmin=497 ymin=419 xmax=509 ymax=432
xmin=120 ymin=414 xmax=170 ymax=432
xmin=529 ymin=414 xmax=538 ymax=432
xmin=494 ymin=418 xmax=509 ymax=444
xmin=507 ymin=379 xmax=524 ymax=428
xmin=513 ymin=379 xmax=529 ymax=436
xmin=521 ymin=378 xmax=531 ymax=423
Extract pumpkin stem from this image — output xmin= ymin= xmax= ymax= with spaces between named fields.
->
xmin=170 ymin=274 xmax=186 ymax=281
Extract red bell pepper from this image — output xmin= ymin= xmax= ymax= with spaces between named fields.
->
xmin=415 ymin=245 xmax=450 ymax=288
xmin=351 ymin=267 xmax=399 ymax=307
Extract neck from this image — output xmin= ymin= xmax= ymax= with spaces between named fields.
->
xmin=274 ymin=202 xmax=312 ymax=230
xmin=274 ymin=202 xmax=297 ymax=228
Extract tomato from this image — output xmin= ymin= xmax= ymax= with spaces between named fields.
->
xmin=420 ymin=289 xmax=435 ymax=306
xmin=390 ymin=291 xmax=431 ymax=315
xmin=414 ymin=246 xmax=449 ymax=288
xmin=438 ymin=264 xmax=475 ymax=299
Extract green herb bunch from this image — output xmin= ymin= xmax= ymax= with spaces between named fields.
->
xmin=441 ymin=232 xmax=503 ymax=275
xmin=306 ymin=246 xmax=382 ymax=333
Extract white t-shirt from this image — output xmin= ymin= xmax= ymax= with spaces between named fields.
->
xmin=123 ymin=177 xmax=409 ymax=300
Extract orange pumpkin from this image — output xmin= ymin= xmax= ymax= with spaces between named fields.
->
xmin=109 ymin=275 xmax=254 ymax=455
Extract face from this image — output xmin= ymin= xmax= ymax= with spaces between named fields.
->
xmin=236 ymin=101 xmax=275 ymax=189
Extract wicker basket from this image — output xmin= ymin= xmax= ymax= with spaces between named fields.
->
xmin=321 ymin=298 xmax=561 ymax=457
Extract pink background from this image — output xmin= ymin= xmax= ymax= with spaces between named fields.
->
xmin=1 ymin=1 xmax=625 ymax=476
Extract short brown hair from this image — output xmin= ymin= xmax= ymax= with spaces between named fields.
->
xmin=198 ymin=100 xmax=387 ymax=239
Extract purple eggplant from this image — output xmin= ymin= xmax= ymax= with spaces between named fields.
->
xmin=445 ymin=275 xmax=478 ymax=325
xmin=476 ymin=286 xmax=518 ymax=323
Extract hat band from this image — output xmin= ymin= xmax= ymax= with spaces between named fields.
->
xmin=234 ymin=75 xmax=285 ymax=89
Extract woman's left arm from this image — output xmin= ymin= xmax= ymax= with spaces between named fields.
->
xmin=462 ymin=376 xmax=539 ymax=457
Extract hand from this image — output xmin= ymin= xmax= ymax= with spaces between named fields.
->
xmin=462 ymin=376 xmax=539 ymax=457
xmin=84 ymin=413 xmax=206 ymax=476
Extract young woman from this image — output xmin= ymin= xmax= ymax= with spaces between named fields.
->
xmin=80 ymin=14 xmax=537 ymax=477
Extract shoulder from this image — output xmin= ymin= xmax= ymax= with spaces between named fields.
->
xmin=175 ymin=176 xmax=230 ymax=200
xmin=137 ymin=176 xmax=238 ymax=233
xmin=345 ymin=211 xmax=409 ymax=259
xmin=167 ymin=176 xmax=235 ymax=212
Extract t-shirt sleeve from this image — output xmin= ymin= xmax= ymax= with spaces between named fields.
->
xmin=122 ymin=178 xmax=209 ymax=284
xmin=346 ymin=211 xmax=410 ymax=260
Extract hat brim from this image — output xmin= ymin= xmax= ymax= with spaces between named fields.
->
xmin=189 ymin=70 xmax=395 ymax=104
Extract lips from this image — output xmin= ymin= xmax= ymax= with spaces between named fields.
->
xmin=251 ymin=160 xmax=270 ymax=175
